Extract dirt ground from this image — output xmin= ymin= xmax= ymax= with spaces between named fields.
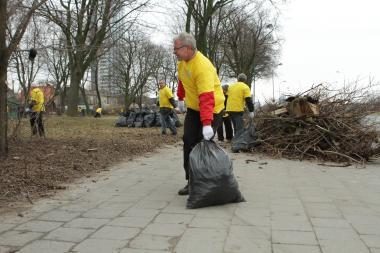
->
xmin=0 ymin=115 xmax=183 ymax=214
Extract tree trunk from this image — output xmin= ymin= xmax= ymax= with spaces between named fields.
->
xmin=0 ymin=0 xmax=8 ymax=158
xmin=67 ymin=64 xmax=82 ymax=116
xmin=94 ymin=61 xmax=101 ymax=108
xmin=0 ymin=65 xmax=8 ymax=159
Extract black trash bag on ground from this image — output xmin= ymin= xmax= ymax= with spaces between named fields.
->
xmin=170 ymin=111 xmax=182 ymax=127
xmin=115 ymin=116 xmax=127 ymax=127
xmin=187 ymin=140 xmax=245 ymax=209
xmin=231 ymin=120 xmax=258 ymax=153
xmin=154 ymin=112 xmax=161 ymax=127
xmin=143 ymin=113 xmax=156 ymax=127
xmin=126 ymin=112 xmax=137 ymax=127
xmin=134 ymin=112 xmax=145 ymax=128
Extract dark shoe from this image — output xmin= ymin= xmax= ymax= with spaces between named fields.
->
xmin=178 ymin=184 xmax=189 ymax=195
xmin=161 ymin=132 xmax=167 ymax=135
xmin=171 ymin=132 xmax=177 ymax=135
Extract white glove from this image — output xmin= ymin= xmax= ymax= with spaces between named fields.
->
xmin=249 ymin=111 xmax=255 ymax=119
xmin=177 ymin=100 xmax=185 ymax=113
xmin=202 ymin=125 xmax=214 ymax=140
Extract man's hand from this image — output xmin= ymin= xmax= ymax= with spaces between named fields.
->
xmin=202 ymin=125 xmax=214 ymax=140
xmin=249 ymin=111 xmax=255 ymax=119
xmin=177 ymin=100 xmax=185 ymax=113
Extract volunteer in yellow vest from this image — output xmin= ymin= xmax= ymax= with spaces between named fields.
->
xmin=158 ymin=80 xmax=177 ymax=135
xmin=174 ymin=32 xmax=225 ymax=195
xmin=94 ymin=106 xmax=102 ymax=118
xmin=226 ymin=73 xmax=255 ymax=134
xmin=29 ymin=87 xmax=45 ymax=137
xmin=217 ymin=85 xmax=233 ymax=142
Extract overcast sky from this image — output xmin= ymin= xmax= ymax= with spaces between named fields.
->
xmin=148 ymin=0 xmax=380 ymax=102
xmin=254 ymin=0 xmax=380 ymax=102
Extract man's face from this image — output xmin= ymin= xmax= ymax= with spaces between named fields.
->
xmin=173 ymin=39 xmax=191 ymax=61
xmin=159 ymin=81 xmax=165 ymax=89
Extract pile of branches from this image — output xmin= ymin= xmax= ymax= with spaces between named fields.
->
xmin=253 ymin=83 xmax=380 ymax=164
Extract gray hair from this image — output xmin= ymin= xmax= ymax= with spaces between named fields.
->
xmin=173 ymin=32 xmax=197 ymax=50
xmin=237 ymin=73 xmax=247 ymax=82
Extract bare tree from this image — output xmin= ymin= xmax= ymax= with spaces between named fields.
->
xmin=0 ymin=0 xmax=48 ymax=158
xmin=42 ymin=29 xmax=70 ymax=115
xmin=40 ymin=0 xmax=150 ymax=116
xmin=183 ymin=0 xmax=233 ymax=55
xmin=10 ymin=16 xmax=44 ymax=104
xmin=221 ymin=3 xmax=281 ymax=88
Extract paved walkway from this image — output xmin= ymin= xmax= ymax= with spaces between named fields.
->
xmin=1 ymin=143 xmax=380 ymax=253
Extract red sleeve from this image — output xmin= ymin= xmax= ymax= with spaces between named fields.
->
xmin=199 ymin=91 xmax=214 ymax=125
xmin=177 ymin=80 xmax=185 ymax=101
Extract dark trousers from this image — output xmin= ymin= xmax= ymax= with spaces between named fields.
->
xmin=30 ymin=111 xmax=45 ymax=137
xmin=229 ymin=111 xmax=244 ymax=135
xmin=183 ymin=108 xmax=223 ymax=180
xmin=217 ymin=115 xmax=233 ymax=141
xmin=159 ymin=108 xmax=177 ymax=134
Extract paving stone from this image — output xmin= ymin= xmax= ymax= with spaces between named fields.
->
xmin=72 ymin=238 xmax=128 ymax=253
xmin=133 ymin=200 xmax=169 ymax=210
xmin=17 ymin=240 xmax=74 ymax=253
xmin=120 ymin=248 xmax=170 ymax=253
xmin=314 ymin=227 xmax=360 ymax=241
xmin=153 ymin=213 xmax=193 ymax=225
xmin=224 ymin=225 xmax=271 ymax=253
xmin=272 ymin=230 xmax=318 ymax=245
xmin=174 ymin=228 xmax=227 ymax=253
xmin=232 ymin=208 xmax=271 ymax=227
xmin=37 ymin=210 xmax=81 ymax=222
xmin=82 ymin=207 xmax=124 ymax=219
xmin=370 ymin=248 xmax=380 ymax=253
xmin=128 ymin=234 xmax=174 ymax=251
xmin=13 ymin=220 xmax=62 ymax=233
xmin=121 ymin=208 xmax=160 ymax=219
xmin=0 ymin=224 xmax=15 ymax=234
xmin=64 ymin=217 xmax=109 ymax=229
xmin=273 ymin=244 xmax=321 ymax=253
xmin=44 ymin=227 xmax=94 ymax=242
xmin=189 ymin=217 xmax=231 ymax=229
xmin=271 ymin=216 xmax=313 ymax=231
xmin=108 ymin=216 xmax=152 ymax=228
xmin=0 ymin=230 xmax=43 ymax=247
xmin=0 ymin=246 xmax=11 ymax=253
xmin=91 ymin=226 xmax=140 ymax=240
xmin=310 ymin=218 xmax=351 ymax=228
xmin=142 ymin=223 xmax=186 ymax=237
xmin=320 ymin=239 xmax=370 ymax=253
xmin=352 ymin=223 xmax=380 ymax=235
xmin=361 ymin=235 xmax=380 ymax=248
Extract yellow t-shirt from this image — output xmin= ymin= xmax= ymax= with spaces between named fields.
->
xmin=159 ymin=85 xmax=174 ymax=109
xmin=96 ymin=108 xmax=102 ymax=113
xmin=30 ymin=88 xmax=45 ymax=112
xmin=226 ymin=81 xmax=251 ymax=112
xmin=177 ymin=51 xmax=224 ymax=113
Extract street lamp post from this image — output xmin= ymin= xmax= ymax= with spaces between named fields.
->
xmin=271 ymin=63 xmax=282 ymax=102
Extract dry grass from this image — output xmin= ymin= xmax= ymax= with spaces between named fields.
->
xmin=1 ymin=115 xmax=183 ymax=213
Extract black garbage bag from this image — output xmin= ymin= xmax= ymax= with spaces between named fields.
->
xmin=143 ymin=113 xmax=156 ymax=127
xmin=134 ymin=112 xmax=145 ymax=128
xmin=115 ymin=116 xmax=127 ymax=127
xmin=231 ymin=120 xmax=258 ymax=153
xmin=187 ymin=140 xmax=245 ymax=209
xmin=170 ymin=111 xmax=182 ymax=127
xmin=126 ymin=112 xmax=137 ymax=127
xmin=154 ymin=112 xmax=161 ymax=127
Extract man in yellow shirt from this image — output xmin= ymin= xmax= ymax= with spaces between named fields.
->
xmin=174 ymin=32 xmax=225 ymax=195
xmin=226 ymin=73 xmax=255 ymax=134
xmin=94 ymin=107 xmax=102 ymax=118
xmin=158 ymin=80 xmax=177 ymax=135
xmin=29 ymin=87 xmax=45 ymax=137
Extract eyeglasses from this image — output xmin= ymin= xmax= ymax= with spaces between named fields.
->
xmin=174 ymin=45 xmax=187 ymax=51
